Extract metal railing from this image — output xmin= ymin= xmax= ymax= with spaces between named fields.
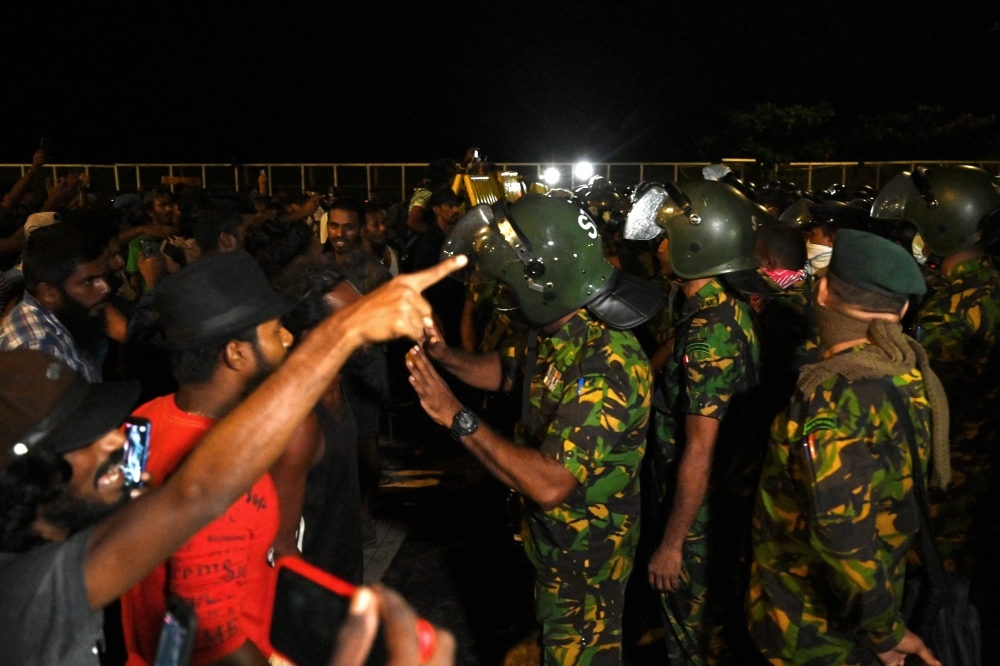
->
xmin=1 ymin=160 xmax=997 ymax=201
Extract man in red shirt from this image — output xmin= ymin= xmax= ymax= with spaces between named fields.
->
xmin=121 ymin=251 xmax=294 ymax=666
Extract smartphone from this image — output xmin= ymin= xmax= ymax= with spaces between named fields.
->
xmin=152 ymin=595 xmax=197 ymax=666
xmin=270 ymin=557 xmax=435 ymax=666
xmin=121 ymin=417 xmax=151 ymax=490
xmin=39 ymin=137 xmax=51 ymax=155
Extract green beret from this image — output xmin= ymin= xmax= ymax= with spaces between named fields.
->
xmin=829 ymin=229 xmax=927 ymax=297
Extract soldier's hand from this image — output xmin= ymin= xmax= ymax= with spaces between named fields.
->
xmin=422 ymin=324 xmax=449 ymax=362
xmin=876 ymin=630 xmax=940 ymax=666
xmin=648 ymin=543 xmax=684 ymax=593
xmin=407 ymin=345 xmax=464 ymax=428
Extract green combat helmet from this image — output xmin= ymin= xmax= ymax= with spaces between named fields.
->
xmin=871 ymin=165 xmax=1000 ymax=257
xmin=624 ymin=179 xmax=762 ymax=279
xmin=440 ymin=195 xmax=661 ymax=328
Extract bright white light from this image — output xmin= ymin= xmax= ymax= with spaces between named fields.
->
xmin=574 ymin=162 xmax=594 ymax=180
xmin=12 ymin=443 xmax=28 ymax=456
xmin=542 ymin=167 xmax=561 ymax=185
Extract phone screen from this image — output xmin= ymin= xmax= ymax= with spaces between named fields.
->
xmin=271 ymin=567 xmax=386 ymax=666
xmin=121 ymin=418 xmax=150 ymax=489
xmin=153 ymin=597 xmax=196 ymax=666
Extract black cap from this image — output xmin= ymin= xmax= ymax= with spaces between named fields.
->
xmin=828 ymin=230 xmax=927 ymax=298
xmin=0 ymin=351 xmax=139 ymax=467
xmin=154 ymin=251 xmax=294 ymax=350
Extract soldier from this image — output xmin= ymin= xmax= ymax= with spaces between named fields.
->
xmin=872 ymin=165 xmax=1000 ymax=579
xmin=625 ymin=179 xmax=765 ymax=664
xmin=747 ymin=230 xmax=944 ymax=666
xmin=406 ymin=195 xmax=662 ymax=665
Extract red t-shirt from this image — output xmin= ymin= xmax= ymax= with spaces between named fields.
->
xmin=120 ymin=395 xmax=280 ymax=665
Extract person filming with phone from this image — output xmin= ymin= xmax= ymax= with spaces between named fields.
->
xmin=0 ymin=253 xmax=466 ymax=666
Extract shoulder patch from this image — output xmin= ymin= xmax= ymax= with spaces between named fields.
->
xmin=803 ymin=416 xmax=837 ymax=436
xmin=685 ymin=341 xmax=712 ymax=359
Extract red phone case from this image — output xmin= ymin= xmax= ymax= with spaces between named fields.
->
xmin=271 ymin=557 xmax=436 ymax=664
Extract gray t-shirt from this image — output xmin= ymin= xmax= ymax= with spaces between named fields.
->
xmin=0 ymin=528 xmax=103 ymax=666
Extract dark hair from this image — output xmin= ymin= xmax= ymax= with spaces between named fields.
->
xmin=169 ymin=324 xmax=259 ymax=385
xmin=827 ymin=273 xmax=908 ymax=314
xmin=0 ymin=449 xmax=71 ymax=553
xmin=193 ymin=202 xmax=243 ymax=253
xmin=428 ymin=186 xmax=460 ymax=209
xmin=62 ymin=209 xmax=119 ymax=249
xmin=327 ymin=197 xmax=365 ymax=225
xmin=274 ymin=257 xmax=346 ymax=341
xmin=144 ymin=188 xmax=174 ymax=211
xmin=756 ymin=223 xmax=807 ymax=271
xmin=23 ymin=224 xmax=105 ymax=294
xmin=244 ymin=219 xmax=316 ymax=279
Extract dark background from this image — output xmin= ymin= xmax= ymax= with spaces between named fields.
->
xmin=2 ymin=1 xmax=998 ymax=165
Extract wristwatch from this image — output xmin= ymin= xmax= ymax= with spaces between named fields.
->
xmin=450 ymin=410 xmax=480 ymax=441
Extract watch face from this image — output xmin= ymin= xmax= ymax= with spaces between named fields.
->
xmin=457 ymin=412 xmax=475 ymax=430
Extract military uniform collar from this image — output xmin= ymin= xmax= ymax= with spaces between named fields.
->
xmin=687 ymin=278 xmax=726 ymax=309
xmin=944 ymin=256 xmax=992 ymax=280
xmin=541 ymin=309 xmax=601 ymax=363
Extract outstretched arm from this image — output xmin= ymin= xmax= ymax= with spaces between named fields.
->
xmin=407 ymin=345 xmax=577 ymax=509
xmin=83 ymin=255 xmax=468 ymax=609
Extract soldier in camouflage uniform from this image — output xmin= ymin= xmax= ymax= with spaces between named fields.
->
xmin=873 ymin=165 xmax=1000 ymax=577
xmin=747 ymin=230 xmax=941 ymax=666
xmin=409 ymin=196 xmax=662 ymax=665
xmin=624 ymin=180 xmax=766 ymax=664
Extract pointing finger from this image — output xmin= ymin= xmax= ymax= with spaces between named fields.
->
xmin=405 ymin=255 xmax=468 ymax=292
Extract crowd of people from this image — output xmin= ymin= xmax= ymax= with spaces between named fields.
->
xmin=0 ymin=147 xmax=996 ymax=666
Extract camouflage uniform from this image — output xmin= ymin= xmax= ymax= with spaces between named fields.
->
xmin=916 ymin=257 xmax=1000 ymax=575
xmin=518 ymin=308 xmax=652 ymax=666
xmin=747 ymin=346 xmax=932 ymax=665
xmin=651 ymin=279 xmax=762 ymax=665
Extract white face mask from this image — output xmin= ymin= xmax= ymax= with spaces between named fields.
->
xmin=912 ymin=233 xmax=928 ymax=266
xmin=806 ymin=241 xmax=832 ymax=272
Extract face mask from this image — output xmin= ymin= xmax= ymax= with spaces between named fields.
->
xmin=911 ymin=233 xmax=928 ymax=266
xmin=806 ymin=241 xmax=832 ymax=272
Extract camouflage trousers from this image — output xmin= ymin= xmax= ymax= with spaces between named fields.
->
xmin=660 ymin=499 xmax=758 ymax=666
xmin=534 ymin=547 xmax=635 ymax=666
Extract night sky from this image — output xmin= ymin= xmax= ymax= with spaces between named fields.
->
xmin=3 ymin=1 xmax=998 ymax=165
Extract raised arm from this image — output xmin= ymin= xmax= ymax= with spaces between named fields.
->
xmin=83 ymin=255 xmax=468 ymax=609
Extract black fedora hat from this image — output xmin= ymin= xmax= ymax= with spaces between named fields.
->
xmin=154 ymin=251 xmax=295 ymax=350
xmin=0 ymin=350 xmax=140 ymax=468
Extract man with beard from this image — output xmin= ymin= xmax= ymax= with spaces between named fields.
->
xmin=119 ymin=251 xmax=295 ymax=666
xmin=0 ymin=224 xmax=110 ymax=382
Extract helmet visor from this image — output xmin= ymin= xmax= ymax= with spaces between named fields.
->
xmin=871 ymin=172 xmax=921 ymax=221
xmin=440 ymin=204 xmax=520 ymax=281
xmin=778 ymin=198 xmax=815 ymax=227
xmin=624 ymin=183 xmax=669 ymax=240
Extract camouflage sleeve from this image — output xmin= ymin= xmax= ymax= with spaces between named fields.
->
xmin=796 ymin=380 xmax=907 ymax=652
xmin=917 ymin=293 xmax=976 ymax=366
xmin=682 ymin=315 xmax=745 ymax=420
xmin=538 ymin=372 xmax=644 ymax=486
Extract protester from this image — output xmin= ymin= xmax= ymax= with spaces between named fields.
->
xmin=119 ymin=251 xmax=293 ymax=665
xmin=275 ymin=257 xmax=366 ymax=583
xmin=362 ymin=200 xmax=400 ymax=276
xmin=0 ymin=224 xmax=110 ymax=382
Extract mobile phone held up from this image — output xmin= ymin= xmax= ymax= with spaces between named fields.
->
xmin=121 ymin=417 xmax=151 ymax=490
xmin=152 ymin=595 xmax=197 ymax=666
xmin=270 ymin=557 xmax=436 ymax=666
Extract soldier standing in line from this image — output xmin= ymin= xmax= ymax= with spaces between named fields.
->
xmin=625 ymin=179 xmax=766 ymax=664
xmin=406 ymin=195 xmax=662 ymax=665
xmin=871 ymin=166 xmax=1000 ymax=580
xmin=747 ymin=230 xmax=945 ymax=666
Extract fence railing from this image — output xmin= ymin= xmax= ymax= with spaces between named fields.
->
xmin=1 ymin=160 xmax=997 ymax=202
